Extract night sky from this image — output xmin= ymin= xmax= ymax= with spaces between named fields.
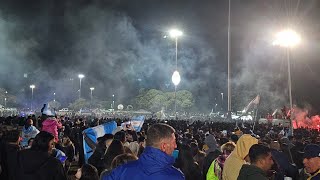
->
xmin=0 ymin=0 xmax=320 ymax=113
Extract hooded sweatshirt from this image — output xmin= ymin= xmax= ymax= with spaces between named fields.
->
xmin=42 ymin=118 xmax=62 ymax=142
xmin=203 ymin=134 xmax=221 ymax=179
xmin=101 ymin=146 xmax=185 ymax=180
xmin=237 ymin=164 xmax=268 ymax=180
xmin=223 ymin=134 xmax=258 ymax=180
xmin=16 ymin=149 xmax=67 ymax=180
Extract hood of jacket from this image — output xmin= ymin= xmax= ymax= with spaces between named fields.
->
xmin=204 ymin=134 xmax=218 ymax=153
xmin=235 ymin=134 xmax=258 ymax=159
xmin=139 ymin=146 xmax=175 ymax=175
xmin=42 ymin=118 xmax=57 ymax=127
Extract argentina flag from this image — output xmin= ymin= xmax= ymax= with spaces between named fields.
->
xmin=121 ymin=115 xmax=145 ymax=132
xmin=82 ymin=121 xmax=117 ymax=163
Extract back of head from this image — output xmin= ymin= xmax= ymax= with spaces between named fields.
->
xmin=249 ymin=144 xmax=271 ymax=164
xmin=80 ymin=164 xmax=99 ymax=180
xmin=231 ymin=134 xmax=239 ymax=144
xmin=221 ymin=142 xmax=236 ymax=155
xmin=31 ymin=131 xmax=54 ymax=152
xmin=105 ymin=139 xmax=125 ymax=158
xmin=97 ymin=134 xmax=114 ymax=146
xmin=269 ymin=141 xmax=281 ymax=151
xmin=4 ymin=130 xmax=20 ymax=143
xmin=190 ymin=142 xmax=199 ymax=156
xmin=111 ymin=153 xmax=138 ymax=169
xmin=177 ymin=144 xmax=194 ymax=165
xmin=114 ymin=131 xmax=126 ymax=143
xmin=104 ymin=140 xmax=125 ymax=169
xmin=146 ymin=123 xmax=175 ymax=148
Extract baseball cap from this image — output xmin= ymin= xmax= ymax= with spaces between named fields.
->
xmin=303 ymin=144 xmax=320 ymax=159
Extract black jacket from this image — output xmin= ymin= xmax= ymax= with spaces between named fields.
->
xmin=0 ymin=142 xmax=20 ymax=180
xmin=237 ymin=164 xmax=269 ymax=180
xmin=88 ymin=145 xmax=107 ymax=174
xmin=16 ymin=149 xmax=68 ymax=180
xmin=203 ymin=149 xmax=221 ymax=179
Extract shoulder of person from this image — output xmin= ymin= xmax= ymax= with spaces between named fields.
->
xmin=167 ymin=165 xmax=185 ymax=178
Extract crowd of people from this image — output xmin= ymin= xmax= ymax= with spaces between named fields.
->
xmin=0 ymin=105 xmax=320 ymax=180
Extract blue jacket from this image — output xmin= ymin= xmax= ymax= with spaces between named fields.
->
xmin=101 ymin=146 xmax=185 ymax=180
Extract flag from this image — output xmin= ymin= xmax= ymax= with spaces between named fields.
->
xmin=243 ymin=95 xmax=260 ymax=114
xmin=82 ymin=121 xmax=117 ymax=163
xmin=121 ymin=115 xmax=145 ymax=132
xmin=272 ymin=109 xmax=279 ymax=116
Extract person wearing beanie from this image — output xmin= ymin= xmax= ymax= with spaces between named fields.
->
xmin=202 ymin=134 xmax=221 ymax=179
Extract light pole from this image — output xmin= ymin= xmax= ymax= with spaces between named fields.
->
xmin=221 ymin=92 xmax=224 ymax=111
xmin=273 ymin=29 xmax=301 ymax=134
xmin=172 ymin=71 xmax=181 ymax=119
xmin=4 ymin=91 xmax=7 ymax=109
xmin=53 ymin=92 xmax=56 ymax=102
xmin=169 ymin=29 xmax=183 ymax=120
xmin=78 ymin=74 xmax=85 ymax=99
xmin=215 ymin=104 xmax=218 ymax=112
xmin=112 ymin=94 xmax=115 ymax=112
xmin=90 ymin=87 xmax=94 ymax=108
xmin=30 ymin=85 xmax=35 ymax=111
xmin=227 ymin=0 xmax=232 ymax=118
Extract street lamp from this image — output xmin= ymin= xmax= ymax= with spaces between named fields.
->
xmin=90 ymin=87 xmax=94 ymax=108
xmin=215 ymin=104 xmax=218 ymax=112
xmin=30 ymin=85 xmax=35 ymax=111
xmin=53 ymin=92 xmax=56 ymax=102
xmin=169 ymin=29 xmax=183 ymax=119
xmin=78 ymin=74 xmax=85 ymax=99
xmin=273 ymin=28 xmax=301 ymax=134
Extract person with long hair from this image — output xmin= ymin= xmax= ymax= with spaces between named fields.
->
xmin=75 ymin=164 xmax=99 ymax=180
xmin=175 ymin=144 xmax=202 ymax=180
xmin=16 ymin=131 xmax=67 ymax=180
xmin=190 ymin=142 xmax=206 ymax=172
xmin=62 ymin=135 xmax=75 ymax=172
xmin=100 ymin=153 xmax=138 ymax=178
xmin=102 ymin=139 xmax=125 ymax=173
xmin=0 ymin=130 xmax=21 ymax=180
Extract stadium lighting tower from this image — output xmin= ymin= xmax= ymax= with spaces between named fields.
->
xmin=90 ymin=87 xmax=94 ymax=106
xmin=30 ymin=85 xmax=35 ymax=111
xmin=169 ymin=29 xmax=183 ymax=120
xmin=78 ymin=74 xmax=85 ymax=99
xmin=273 ymin=28 xmax=301 ymax=134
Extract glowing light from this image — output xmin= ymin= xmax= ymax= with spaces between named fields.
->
xmin=78 ymin=74 xmax=85 ymax=79
xmin=30 ymin=85 xmax=35 ymax=89
xmin=90 ymin=87 xmax=95 ymax=90
xmin=169 ymin=29 xmax=183 ymax=38
xmin=172 ymin=70 xmax=181 ymax=86
xmin=273 ymin=29 xmax=301 ymax=48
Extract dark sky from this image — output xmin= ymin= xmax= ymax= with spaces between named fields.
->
xmin=0 ymin=0 xmax=320 ymax=113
